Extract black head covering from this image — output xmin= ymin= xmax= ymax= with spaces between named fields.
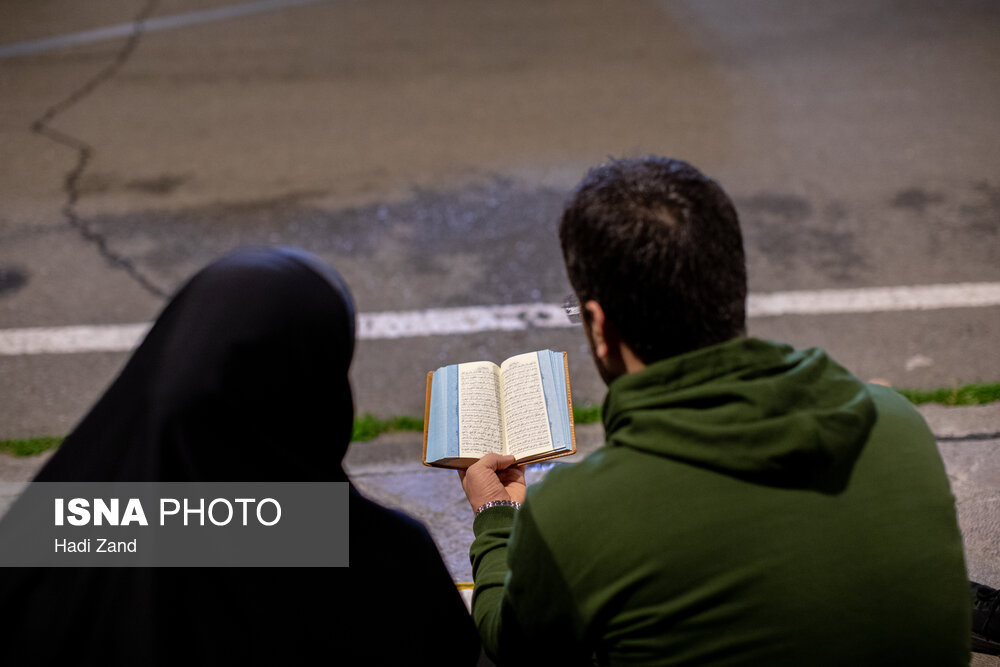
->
xmin=1 ymin=248 xmax=479 ymax=666
xmin=37 ymin=246 xmax=356 ymax=483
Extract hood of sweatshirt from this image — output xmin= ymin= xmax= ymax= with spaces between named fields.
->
xmin=602 ymin=337 xmax=877 ymax=489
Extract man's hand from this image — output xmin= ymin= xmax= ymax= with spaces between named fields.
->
xmin=458 ymin=453 xmax=527 ymax=512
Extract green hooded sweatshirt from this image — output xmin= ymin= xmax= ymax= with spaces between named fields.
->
xmin=470 ymin=338 xmax=969 ymax=666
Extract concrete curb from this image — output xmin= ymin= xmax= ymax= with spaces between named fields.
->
xmin=919 ymin=403 xmax=1000 ymax=440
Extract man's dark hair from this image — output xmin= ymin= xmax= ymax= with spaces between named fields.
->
xmin=559 ymin=156 xmax=747 ymax=364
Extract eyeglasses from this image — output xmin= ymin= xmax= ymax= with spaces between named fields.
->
xmin=563 ymin=293 xmax=582 ymax=324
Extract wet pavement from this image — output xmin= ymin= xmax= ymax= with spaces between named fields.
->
xmin=3 ymin=0 xmax=1000 ymax=440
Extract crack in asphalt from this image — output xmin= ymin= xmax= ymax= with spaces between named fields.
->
xmin=30 ymin=0 xmax=167 ymax=298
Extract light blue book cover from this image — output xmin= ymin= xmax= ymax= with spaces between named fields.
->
xmin=423 ymin=350 xmax=576 ymax=468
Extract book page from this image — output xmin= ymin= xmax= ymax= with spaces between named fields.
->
xmin=500 ymin=353 xmax=554 ymax=459
xmin=457 ymin=362 xmax=505 ymax=458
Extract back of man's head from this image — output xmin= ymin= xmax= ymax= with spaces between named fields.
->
xmin=559 ymin=156 xmax=747 ymax=365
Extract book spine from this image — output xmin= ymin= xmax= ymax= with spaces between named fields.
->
xmin=563 ymin=351 xmax=577 ymax=452
xmin=421 ymin=371 xmax=434 ymax=466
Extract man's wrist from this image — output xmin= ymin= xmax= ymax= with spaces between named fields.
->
xmin=474 ymin=499 xmax=521 ymax=516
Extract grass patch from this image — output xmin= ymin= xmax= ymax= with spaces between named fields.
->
xmin=0 ymin=436 xmax=63 ymax=457
xmin=573 ymin=404 xmax=602 ymax=424
xmin=351 ymin=413 xmax=424 ymax=442
xmin=896 ymin=382 xmax=1000 ymax=407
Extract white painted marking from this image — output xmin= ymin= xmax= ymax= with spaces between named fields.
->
xmin=1 ymin=282 xmax=998 ymax=356
xmin=0 ymin=0 xmax=332 ymax=60
xmin=0 ymin=324 xmax=152 ymax=356
xmin=357 ymin=303 xmax=568 ymax=340
xmin=905 ymin=355 xmax=934 ymax=372
xmin=747 ymin=282 xmax=1000 ymax=317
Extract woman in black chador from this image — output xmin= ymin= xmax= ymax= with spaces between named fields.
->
xmin=0 ymin=247 xmax=479 ymax=666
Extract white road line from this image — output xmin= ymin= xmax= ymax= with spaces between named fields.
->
xmin=0 ymin=323 xmax=152 ymax=356
xmin=0 ymin=0 xmax=333 ymax=60
xmin=746 ymin=282 xmax=1000 ymax=317
xmin=357 ymin=303 xmax=569 ymax=340
xmin=1 ymin=282 xmax=998 ymax=356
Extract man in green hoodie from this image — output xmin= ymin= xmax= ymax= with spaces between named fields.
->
xmin=459 ymin=156 xmax=970 ymax=666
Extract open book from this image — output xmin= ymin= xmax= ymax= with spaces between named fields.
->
xmin=422 ymin=350 xmax=576 ymax=469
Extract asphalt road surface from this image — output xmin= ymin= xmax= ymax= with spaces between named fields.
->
xmin=1 ymin=0 xmax=998 ymax=439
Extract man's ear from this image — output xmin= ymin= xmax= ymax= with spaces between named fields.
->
xmin=584 ymin=300 xmax=613 ymax=361
xmin=584 ymin=300 xmax=638 ymax=382
xmin=584 ymin=300 xmax=646 ymax=379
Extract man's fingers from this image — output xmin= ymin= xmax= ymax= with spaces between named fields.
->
xmin=477 ymin=453 xmax=517 ymax=471
xmin=498 ymin=466 xmax=525 ymax=483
